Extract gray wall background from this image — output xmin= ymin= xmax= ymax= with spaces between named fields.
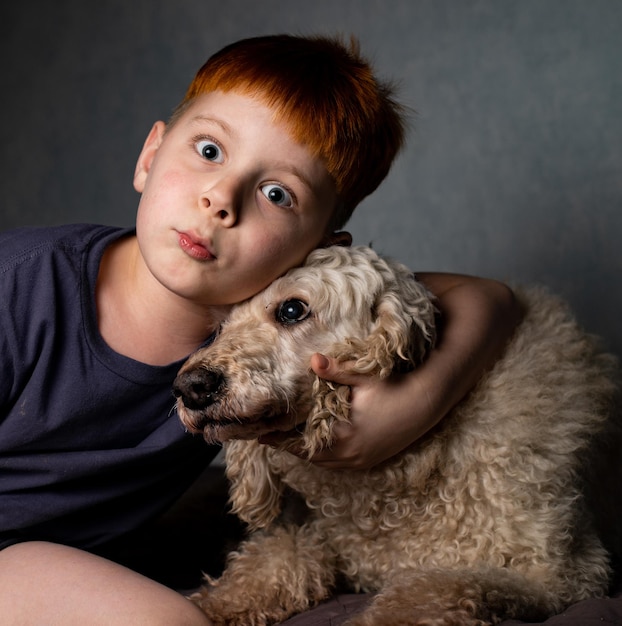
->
xmin=2 ymin=1 xmax=621 ymax=356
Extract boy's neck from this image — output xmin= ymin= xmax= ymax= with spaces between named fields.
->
xmin=96 ymin=235 xmax=228 ymax=366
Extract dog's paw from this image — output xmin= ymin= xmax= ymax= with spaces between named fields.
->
xmin=189 ymin=587 xmax=295 ymax=626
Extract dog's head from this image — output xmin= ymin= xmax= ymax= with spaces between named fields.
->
xmin=173 ymin=245 xmax=437 ymax=451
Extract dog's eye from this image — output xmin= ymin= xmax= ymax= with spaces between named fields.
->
xmin=276 ymin=299 xmax=310 ymax=325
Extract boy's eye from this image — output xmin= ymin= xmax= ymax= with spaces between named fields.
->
xmin=196 ymin=140 xmax=224 ymax=163
xmin=276 ymin=299 xmax=310 ymax=325
xmin=261 ymin=183 xmax=293 ymax=208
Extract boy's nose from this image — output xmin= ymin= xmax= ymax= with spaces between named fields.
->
xmin=200 ymin=177 xmax=240 ymax=226
xmin=202 ymin=196 xmax=237 ymax=226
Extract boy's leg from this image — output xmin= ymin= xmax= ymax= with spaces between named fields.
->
xmin=0 ymin=541 xmax=212 ymax=626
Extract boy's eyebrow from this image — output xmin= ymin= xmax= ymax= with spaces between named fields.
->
xmin=270 ymin=162 xmax=315 ymax=195
xmin=187 ymin=114 xmax=234 ymax=136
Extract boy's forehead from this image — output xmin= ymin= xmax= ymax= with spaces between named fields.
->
xmin=177 ymin=90 xmax=274 ymax=126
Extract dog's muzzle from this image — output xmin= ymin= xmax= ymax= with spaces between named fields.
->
xmin=173 ymin=368 xmax=224 ymax=410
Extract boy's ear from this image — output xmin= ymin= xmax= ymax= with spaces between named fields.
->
xmin=133 ymin=121 xmax=166 ymax=193
xmin=322 ymin=231 xmax=352 ymax=248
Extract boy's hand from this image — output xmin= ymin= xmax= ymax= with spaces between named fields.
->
xmin=259 ymin=353 xmax=432 ymax=470
xmin=304 ymin=353 xmax=433 ymax=469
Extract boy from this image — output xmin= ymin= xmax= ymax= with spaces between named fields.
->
xmin=0 ymin=35 xmax=520 ymax=625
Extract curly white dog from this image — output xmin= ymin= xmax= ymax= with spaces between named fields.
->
xmin=174 ymin=245 xmax=621 ymax=626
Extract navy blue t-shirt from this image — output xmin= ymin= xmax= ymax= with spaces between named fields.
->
xmin=0 ymin=224 xmax=218 ymax=550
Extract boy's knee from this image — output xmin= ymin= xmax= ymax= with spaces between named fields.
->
xmin=0 ymin=541 xmax=212 ymax=626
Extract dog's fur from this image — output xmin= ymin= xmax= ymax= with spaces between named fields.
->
xmin=174 ymin=245 xmax=622 ymax=626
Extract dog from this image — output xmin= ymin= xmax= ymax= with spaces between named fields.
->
xmin=174 ymin=245 xmax=621 ymax=626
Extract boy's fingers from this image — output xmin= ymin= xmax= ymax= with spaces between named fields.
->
xmin=310 ymin=353 xmax=361 ymax=385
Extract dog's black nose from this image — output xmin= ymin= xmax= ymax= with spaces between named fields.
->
xmin=173 ymin=368 xmax=224 ymax=410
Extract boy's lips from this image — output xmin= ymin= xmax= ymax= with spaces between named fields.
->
xmin=177 ymin=231 xmax=216 ymax=260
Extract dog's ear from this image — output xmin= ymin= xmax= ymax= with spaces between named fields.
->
xmin=302 ymin=377 xmax=352 ymax=457
xmin=224 ymin=440 xmax=283 ymax=530
xmin=351 ymin=260 xmax=437 ymax=378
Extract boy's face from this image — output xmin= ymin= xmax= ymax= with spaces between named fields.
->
xmin=133 ymin=91 xmax=343 ymax=307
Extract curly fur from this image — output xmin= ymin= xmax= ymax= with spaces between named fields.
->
xmin=174 ymin=245 xmax=622 ymax=626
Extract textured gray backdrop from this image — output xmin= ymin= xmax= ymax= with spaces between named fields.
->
xmin=2 ymin=1 xmax=621 ymax=356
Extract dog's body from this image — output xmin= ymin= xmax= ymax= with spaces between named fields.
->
xmin=174 ymin=246 xmax=621 ymax=626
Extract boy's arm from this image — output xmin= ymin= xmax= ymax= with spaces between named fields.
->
xmin=303 ymin=273 xmax=523 ymax=469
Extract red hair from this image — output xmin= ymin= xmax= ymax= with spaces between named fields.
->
xmin=170 ymin=35 xmax=407 ymax=229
